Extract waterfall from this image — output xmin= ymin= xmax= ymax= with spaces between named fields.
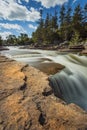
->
xmin=1 ymin=46 xmax=87 ymax=110
xmin=49 ymin=54 xmax=87 ymax=110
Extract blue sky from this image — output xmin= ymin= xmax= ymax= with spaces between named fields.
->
xmin=0 ymin=0 xmax=86 ymax=39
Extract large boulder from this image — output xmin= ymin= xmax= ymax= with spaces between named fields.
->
xmin=0 ymin=56 xmax=87 ymax=130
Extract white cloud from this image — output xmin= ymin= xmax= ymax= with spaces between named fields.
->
xmin=0 ymin=31 xmax=12 ymax=39
xmin=0 ymin=23 xmax=25 ymax=31
xmin=73 ymin=0 xmax=77 ymax=4
xmin=17 ymin=0 xmax=22 ymax=4
xmin=28 ymin=24 xmax=37 ymax=30
xmin=34 ymin=0 xmax=68 ymax=8
xmin=17 ymin=0 xmax=29 ymax=4
xmin=0 ymin=23 xmax=27 ymax=39
xmin=0 ymin=0 xmax=40 ymax=22
xmin=25 ymin=0 xmax=29 ymax=2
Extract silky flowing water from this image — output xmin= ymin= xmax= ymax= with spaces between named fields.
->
xmin=1 ymin=46 xmax=87 ymax=110
xmin=49 ymin=54 xmax=87 ymax=110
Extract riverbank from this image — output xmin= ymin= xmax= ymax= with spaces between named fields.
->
xmin=0 ymin=55 xmax=87 ymax=130
xmin=19 ymin=43 xmax=87 ymax=55
xmin=0 ymin=46 xmax=9 ymax=51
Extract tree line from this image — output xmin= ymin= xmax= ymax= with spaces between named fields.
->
xmin=0 ymin=3 xmax=87 ymax=47
xmin=0 ymin=33 xmax=33 ymax=46
xmin=32 ymin=3 xmax=87 ymax=46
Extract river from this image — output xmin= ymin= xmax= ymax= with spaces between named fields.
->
xmin=1 ymin=46 xmax=87 ymax=110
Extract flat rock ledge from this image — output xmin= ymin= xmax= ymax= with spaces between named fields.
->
xmin=0 ymin=55 xmax=87 ymax=130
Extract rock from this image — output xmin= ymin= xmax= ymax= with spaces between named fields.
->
xmin=81 ymin=49 xmax=87 ymax=55
xmin=0 ymin=55 xmax=87 ymax=130
xmin=34 ymin=62 xmax=65 ymax=75
xmin=69 ymin=45 xmax=85 ymax=50
xmin=59 ymin=44 xmax=85 ymax=53
xmin=0 ymin=46 xmax=9 ymax=51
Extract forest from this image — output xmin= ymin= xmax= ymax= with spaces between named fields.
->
xmin=0 ymin=3 xmax=87 ymax=47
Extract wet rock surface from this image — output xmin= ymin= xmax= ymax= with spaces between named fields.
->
xmin=34 ymin=62 xmax=65 ymax=75
xmin=0 ymin=46 xmax=9 ymax=51
xmin=0 ymin=55 xmax=87 ymax=130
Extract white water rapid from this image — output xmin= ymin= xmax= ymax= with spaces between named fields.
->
xmin=49 ymin=54 xmax=87 ymax=110
xmin=1 ymin=46 xmax=87 ymax=110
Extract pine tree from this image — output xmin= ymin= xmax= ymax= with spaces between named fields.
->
xmin=6 ymin=35 xmax=17 ymax=45
xmin=43 ymin=13 xmax=51 ymax=44
xmin=64 ymin=6 xmax=72 ymax=41
xmin=18 ymin=33 xmax=29 ymax=45
xmin=0 ymin=36 xmax=3 ymax=46
xmin=33 ymin=9 xmax=45 ymax=44
xmin=82 ymin=4 xmax=87 ymax=39
xmin=69 ymin=31 xmax=80 ymax=45
xmin=39 ymin=9 xmax=44 ymax=28
xmin=73 ymin=4 xmax=83 ymax=29
xmin=59 ymin=5 xmax=66 ymax=41
xmin=51 ymin=10 xmax=58 ymax=30
xmin=72 ymin=4 xmax=83 ymax=42
xmin=59 ymin=5 xmax=66 ymax=26
xmin=65 ymin=7 xmax=72 ymax=24
xmin=45 ymin=13 xmax=50 ymax=28
xmin=32 ymin=3 xmax=87 ymax=46
xmin=84 ymin=4 xmax=87 ymax=22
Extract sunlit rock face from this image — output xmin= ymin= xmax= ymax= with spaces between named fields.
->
xmin=0 ymin=55 xmax=87 ymax=130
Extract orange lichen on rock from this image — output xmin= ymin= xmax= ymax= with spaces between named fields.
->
xmin=0 ymin=56 xmax=87 ymax=130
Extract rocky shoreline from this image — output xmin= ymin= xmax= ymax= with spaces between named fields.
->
xmin=0 ymin=55 xmax=87 ymax=130
xmin=19 ymin=43 xmax=87 ymax=55
xmin=0 ymin=46 xmax=9 ymax=51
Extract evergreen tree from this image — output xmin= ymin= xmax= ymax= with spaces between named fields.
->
xmin=84 ymin=4 xmax=87 ymax=22
xmin=72 ymin=4 xmax=83 ymax=42
xmin=6 ymin=35 xmax=17 ymax=45
xmin=59 ymin=5 xmax=66 ymax=26
xmin=82 ymin=4 xmax=87 ymax=39
xmin=72 ymin=4 xmax=83 ymax=30
xmin=32 ymin=3 xmax=87 ymax=46
xmin=17 ymin=33 xmax=30 ymax=45
xmin=44 ymin=12 xmax=59 ymax=44
xmin=65 ymin=7 xmax=72 ymax=24
xmin=33 ymin=9 xmax=45 ymax=44
xmin=0 ymin=36 xmax=3 ymax=46
xmin=69 ymin=31 xmax=80 ymax=45
xmin=43 ymin=13 xmax=51 ymax=44
xmin=59 ymin=5 xmax=66 ymax=41
xmin=38 ymin=9 xmax=44 ymax=28
xmin=51 ymin=10 xmax=58 ymax=30
xmin=64 ymin=6 xmax=72 ymax=41
xmin=45 ymin=13 xmax=50 ymax=28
